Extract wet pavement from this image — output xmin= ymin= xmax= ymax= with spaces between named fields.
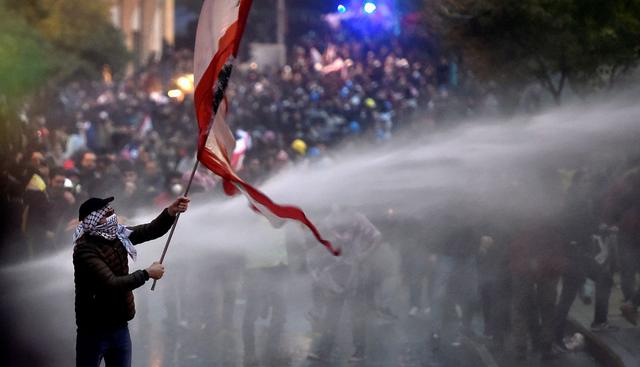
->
xmin=0 ymin=257 xmax=629 ymax=367
xmin=130 ymin=276 xmax=491 ymax=367
xmin=569 ymin=277 xmax=640 ymax=366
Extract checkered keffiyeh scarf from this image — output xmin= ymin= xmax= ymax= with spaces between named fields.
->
xmin=73 ymin=206 xmax=137 ymax=261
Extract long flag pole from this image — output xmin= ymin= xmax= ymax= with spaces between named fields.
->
xmin=151 ymin=64 xmax=234 ymax=290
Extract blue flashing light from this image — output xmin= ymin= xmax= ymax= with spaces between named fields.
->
xmin=337 ymin=4 xmax=346 ymax=13
xmin=363 ymin=2 xmax=377 ymax=14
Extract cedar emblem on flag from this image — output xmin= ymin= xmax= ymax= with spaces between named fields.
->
xmin=192 ymin=0 xmax=339 ymax=256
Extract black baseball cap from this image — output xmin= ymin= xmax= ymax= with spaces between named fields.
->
xmin=78 ymin=197 xmax=114 ymax=221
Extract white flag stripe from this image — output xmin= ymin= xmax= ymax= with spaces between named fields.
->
xmin=204 ymin=101 xmax=236 ymax=161
xmin=194 ymin=0 xmax=241 ymax=85
xmin=236 ymin=184 xmax=287 ymax=228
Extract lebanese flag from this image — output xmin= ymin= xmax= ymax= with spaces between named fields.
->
xmin=231 ymin=129 xmax=251 ymax=171
xmin=138 ymin=114 xmax=153 ymax=137
xmin=193 ymin=0 xmax=339 ymax=256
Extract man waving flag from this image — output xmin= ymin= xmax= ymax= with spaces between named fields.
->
xmin=193 ymin=0 xmax=339 ymax=256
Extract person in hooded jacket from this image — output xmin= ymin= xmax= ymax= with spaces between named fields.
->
xmin=306 ymin=206 xmax=382 ymax=364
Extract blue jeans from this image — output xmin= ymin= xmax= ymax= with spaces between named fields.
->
xmin=76 ymin=325 xmax=132 ymax=367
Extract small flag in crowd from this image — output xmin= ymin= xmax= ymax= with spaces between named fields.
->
xmin=138 ymin=114 xmax=153 ymax=138
xmin=231 ymin=129 xmax=251 ymax=171
xmin=192 ymin=0 xmax=339 ymax=255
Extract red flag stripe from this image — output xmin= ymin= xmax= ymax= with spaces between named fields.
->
xmin=193 ymin=0 xmax=338 ymax=256
xmin=198 ymin=146 xmax=341 ymax=256
xmin=194 ymin=0 xmax=252 ymax=149
xmin=194 ymin=40 xmax=234 ymax=151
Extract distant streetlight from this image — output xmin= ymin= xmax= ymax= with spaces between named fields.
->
xmin=176 ymin=74 xmax=194 ymax=93
xmin=363 ymin=2 xmax=377 ymax=14
xmin=167 ymin=89 xmax=184 ymax=100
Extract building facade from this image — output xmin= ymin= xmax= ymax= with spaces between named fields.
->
xmin=108 ymin=0 xmax=174 ymax=65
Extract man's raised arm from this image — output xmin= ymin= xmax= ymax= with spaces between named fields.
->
xmin=128 ymin=196 xmax=190 ymax=245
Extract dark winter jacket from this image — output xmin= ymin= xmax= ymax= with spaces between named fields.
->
xmin=509 ymin=223 xmax=567 ymax=278
xmin=73 ymin=209 xmax=174 ymax=331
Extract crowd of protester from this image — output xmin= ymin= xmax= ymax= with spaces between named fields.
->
xmin=136 ymin=154 xmax=640 ymax=365
xmin=0 ymin=28 xmax=495 ymax=262
xmin=391 ymin=157 xmax=640 ymax=361
xmin=2 ymin=26 xmax=640 ymax=365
